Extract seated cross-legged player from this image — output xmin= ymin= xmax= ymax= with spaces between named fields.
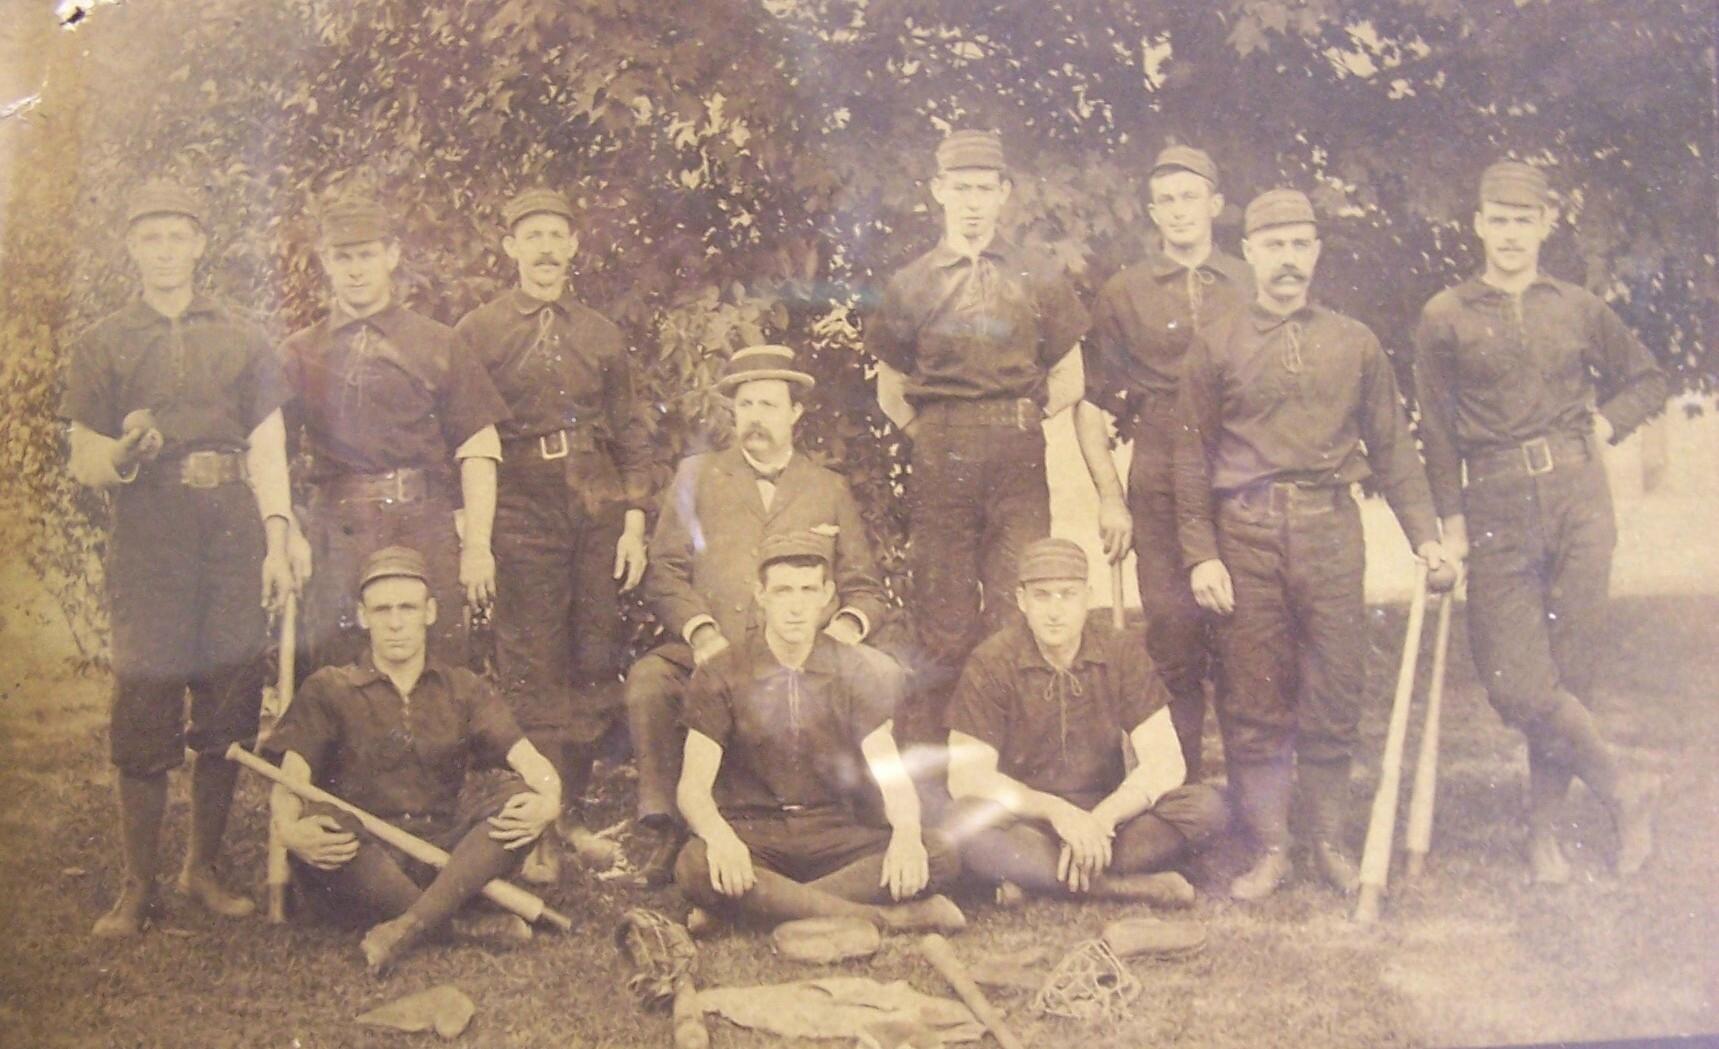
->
xmin=263 ymin=546 xmax=562 ymax=974
xmin=945 ymin=538 xmax=1227 ymax=905
xmin=673 ymin=530 xmax=965 ymax=935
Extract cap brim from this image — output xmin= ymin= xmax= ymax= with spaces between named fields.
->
xmin=716 ymin=369 xmax=815 ymax=391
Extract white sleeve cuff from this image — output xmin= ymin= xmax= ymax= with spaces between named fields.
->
xmin=834 ymin=607 xmax=870 ymax=641
xmin=682 ymin=614 xmax=718 ymax=645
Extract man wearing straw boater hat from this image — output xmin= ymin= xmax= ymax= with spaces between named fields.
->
xmin=626 ymin=345 xmax=893 ymax=886
xmin=455 ymin=187 xmax=654 ymax=884
xmin=1413 ymin=160 xmax=1664 ymax=883
xmin=868 ymin=129 xmax=1090 ymax=766
xmin=1173 ymin=189 xmax=1453 ymax=901
xmin=945 ymin=538 xmax=1228 ymax=905
xmin=63 ymin=177 xmax=297 ymax=937
xmin=1075 ymin=144 xmax=1253 ymax=782
xmin=279 ymin=192 xmax=509 ymax=672
xmin=264 ymin=545 xmax=562 ymax=974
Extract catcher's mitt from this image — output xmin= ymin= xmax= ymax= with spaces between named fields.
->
xmin=615 ymin=908 xmax=698 ymax=1012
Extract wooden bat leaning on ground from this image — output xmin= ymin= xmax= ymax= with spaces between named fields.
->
xmin=1354 ymin=560 xmax=1430 ymax=924
xmin=1405 ymin=591 xmax=1455 ymax=880
xmin=919 ymin=934 xmax=1025 ymax=1049
xmin=225 ymin=743 xmax=573 ymax=932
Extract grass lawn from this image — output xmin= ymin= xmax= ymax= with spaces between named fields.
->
xmin=2 ymin=540 xmax=1715 ymax=1048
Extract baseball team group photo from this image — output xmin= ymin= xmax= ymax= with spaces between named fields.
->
xmin=0 ymin=1 xmax=1714 ymax=1047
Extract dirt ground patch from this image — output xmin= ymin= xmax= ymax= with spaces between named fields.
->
xmin=1 ymin=539 xmax=1714 ymax=1047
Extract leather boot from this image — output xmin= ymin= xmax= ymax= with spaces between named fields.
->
xmin=554 ymin=742 xmax=620 ymax=870
xmin=176 ymin=754 xmax=256 ymax=918
xmin=93 ymin=773 xmax=166 ymax=938
xmin=1229 ymin=760 xmax=1293 ymax=902
xmin=1300 ymin=759 xmax=1359 ymax=896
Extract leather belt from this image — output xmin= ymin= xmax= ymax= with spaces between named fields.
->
xmin=1462 ymin=432 xmax=1591 ymax=487
xmin=1221 ymin=481 xmax=1349 ymax=516
xmin=503 ymin=426 xmax=597 ymax=462
xmin=147 ymin=450 xmax=248 ymax=489
xmin=321 ymin=467 xmax=437 ymax=503
xmin=920 ymin=397 xmax=1041 ymax=430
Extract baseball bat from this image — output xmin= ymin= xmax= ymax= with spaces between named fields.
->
xmin=672 ymin=971 xmax=708 ymax=1049
xmin=920 ymin=934 xmax=1025 ymax=1049
xmin=225 ymin=744 xmax=572 ymax=931
xmin=1404 ymin=591 xmax=1454 ymax=880
xmin=1109 ymin=559 xmax=1126 ymax=631
xmin=1354 ymin=559 xmax=1430 ymax=924
xmin=266 ymin=591 xmax=296 ymax=924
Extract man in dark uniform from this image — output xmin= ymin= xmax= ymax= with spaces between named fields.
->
xmin=1413 ymin=161 xmax=1664 ymax=883
xmin=1076 ymin=145 xmax=1253 ymax=781
xmin=945 ymin=538 xmax=1228 ymax=904
xmin=265 ymin=546 xmax=561 ymax=974
xmin=1173 ymin=189 xmax=1455 ymax=901
xmin=868 ymin=129 xmax=1090 ymax=755
xmin=454 ymin=188 xmax=653 ymax=882
xmin=674 ymin=531 xmax=963 ymax=934
xmin=628 ymin=345 xmax=892 ymax=885
xmin=280 ymin=194 xmax=508 ymax=671
xmin=63 ymin=179 xmax=296 ymax=937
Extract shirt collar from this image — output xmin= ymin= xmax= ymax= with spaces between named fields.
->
xmin=1248 ymin=299 xmax=1317 ymax=333
xmin=1455 ymin=273 xmax=1565 ymax=304
xmin=1007 ymin=619 xmax=1108 ymax=672
xmin=117 ymin=293 xmax=221 ymax=330
xmin=740 ymin=447 xmax=794 ymax=477
xmin=348 ymin=650 xmax=448 ymax=689
xmin=509 ymin=286 xmax=578 ymax=317
xmin=331 ymin=299 xmax=407 ymax=338
xmin=928 ymin=235 xmax=1012 ymax=269
xmin=747 ymin=632 xmax=838 ymax=680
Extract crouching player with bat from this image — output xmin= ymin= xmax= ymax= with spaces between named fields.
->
xmin=944 ymin=538 xmax=1229 ymax=906
xmin=262 ymin=545 xmax=562 ymax=974
xmin=673 ymin=531 xmax=967 ymax=936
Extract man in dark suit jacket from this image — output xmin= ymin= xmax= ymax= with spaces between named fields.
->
xmin=625 ymin=345 xmax=894 ymax=885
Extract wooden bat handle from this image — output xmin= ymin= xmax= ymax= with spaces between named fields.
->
xmin=227 ymin=744 xmax=571 ymax=931
xmin=1109 ymin=560 xmax=1126 ymax=631
xmin=266 ymin=591 xmax=296 ymax=924
xmin=919 ymin=934 xmax=1025 ymax=1049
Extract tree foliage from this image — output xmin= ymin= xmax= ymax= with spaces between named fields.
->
xmin=2 ymin=0 xmax=1712 ymax=654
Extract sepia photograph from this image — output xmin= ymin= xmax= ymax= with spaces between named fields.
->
xmin=0 ymin=0 xmax=1713 ymax=1046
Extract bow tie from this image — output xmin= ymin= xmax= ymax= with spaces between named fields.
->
xmin=752 ymin=464 xmax=785 ymax=484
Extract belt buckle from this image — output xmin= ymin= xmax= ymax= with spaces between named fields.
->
xmin=389 ymin=470 xmax=415 ymax=502
xmin=182 ymin=451 xmax=221 ymax=489
xmin=538 ymin=430 xmax=570 ymax=460
xmin=1015 ymin=398 xmax=1037 ymax=430
xmin=1522 ymin=436 xmax=1554 ymax=477
xmin=780 ymin=803 xmax=807 ymax=814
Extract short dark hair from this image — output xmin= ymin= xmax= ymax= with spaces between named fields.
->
xmin=757 ymin=553 xmax=829 ymax=584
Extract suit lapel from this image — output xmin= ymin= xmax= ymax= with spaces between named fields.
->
xmin=764 ymin=454 xmax=807 ymax=521
xmin=718 ymin=446 xmax=768 ymax=519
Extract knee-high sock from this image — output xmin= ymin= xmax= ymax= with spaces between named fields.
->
xmin=402 ymin=824 xmax=519 ymax=936
xmin=185 ymin=754 xmax=241 ymax=871
xmin=117 ymin=772 xmax=168 ymax=887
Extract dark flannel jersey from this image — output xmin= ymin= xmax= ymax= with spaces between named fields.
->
xmin=61 ymin=295 xmax=284 ymax=457
xmin=951 ymin=619 xmax=1170 ymax=799
xmin=1173 ymin=300 xmax=1439 ymax=567
xmin=279 ymin=302 xmax=507 ymax=481
xmin=865 ymin=238 xmax=1090 ymax=406
xmin=1412 ymin=274 xmax=1667 ymax=516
